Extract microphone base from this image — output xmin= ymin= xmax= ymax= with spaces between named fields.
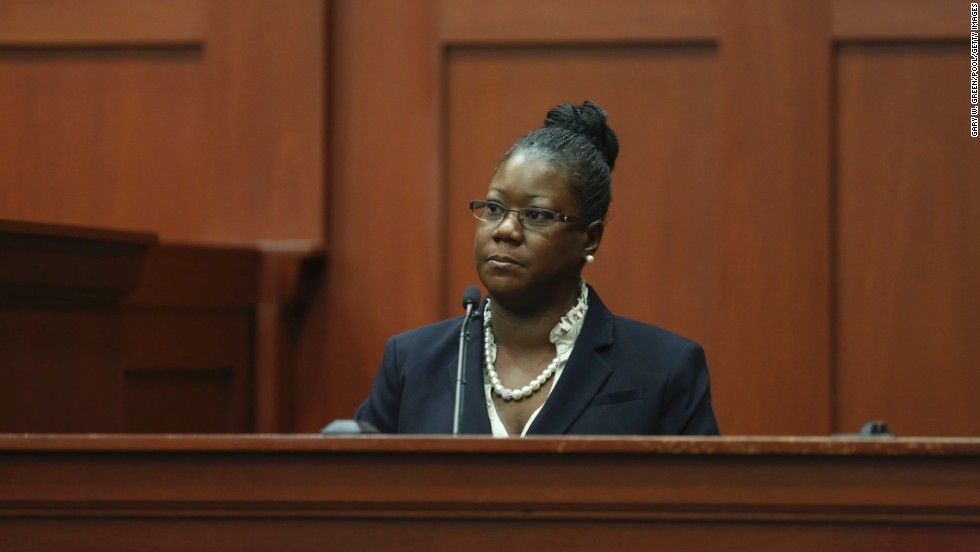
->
xmin=320 ymin=420 xmax=380 ymax=434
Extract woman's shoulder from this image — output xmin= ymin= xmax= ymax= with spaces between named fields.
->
xmin=601 ymin=315 xmax=710 ymax=387
xmin=611 ymin=315 xmax=698 ymax=346
xmin=587 ymin=289 xmax=700 ymax=351
xmin=388 ymin=315 xmax=470 ymax=347
xmin=380 ymin=315 xmax=476 ymax=374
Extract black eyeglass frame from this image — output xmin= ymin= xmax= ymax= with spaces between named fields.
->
xmin=469 ymin=200 xmax=589 ymax=230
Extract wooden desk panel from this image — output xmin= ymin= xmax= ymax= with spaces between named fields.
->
xmin=1 ymin=219 xmax=322 ymax=434
xmin=1 ymin=436 xmax=978 ymax=550
xmin=0 ymin=221 xmax=155 ymax=432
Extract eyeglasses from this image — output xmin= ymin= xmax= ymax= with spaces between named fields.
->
xmin=469 ymin=200 xmax=587 ymax=230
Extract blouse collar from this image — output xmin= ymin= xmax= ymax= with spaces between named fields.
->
xmin=483 ymin=280 xmax=590 ymax=360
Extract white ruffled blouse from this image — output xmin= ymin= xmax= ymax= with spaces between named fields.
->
xmin=483 ymin=282 xmax=590 ymax=437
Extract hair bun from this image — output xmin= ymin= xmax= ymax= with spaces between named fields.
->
xmin=542 ymin=100 xmax=619 ymax=171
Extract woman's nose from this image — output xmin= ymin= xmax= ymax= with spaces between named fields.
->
xmin=492 ymin=210 xmax=523 ymax=240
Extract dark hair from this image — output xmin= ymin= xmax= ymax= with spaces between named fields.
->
xmin=498 ymin=100 xmax=619 ymax=222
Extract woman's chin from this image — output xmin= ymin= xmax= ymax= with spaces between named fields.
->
xmin=479 ymin=274 xmax=526 ymax=301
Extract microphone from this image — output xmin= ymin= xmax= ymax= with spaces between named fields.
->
xmin=461 ymin=285 xmax=481 ymax=312
xmin=453 ymin=286 xmax=482 ymax=435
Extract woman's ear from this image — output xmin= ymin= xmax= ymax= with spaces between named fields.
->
xmin=584 ymin=220 xmax=604 ymax=254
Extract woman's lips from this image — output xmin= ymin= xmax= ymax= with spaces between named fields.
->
xmin=487 ymin=255 xmax=521 ymax=268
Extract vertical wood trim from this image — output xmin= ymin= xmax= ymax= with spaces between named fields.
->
xmin=255 ymin=252 xmax=286 ymax=433
xmin=302 ymin=0 xmax=441 ymax=430
xmin=253 ymin=244 xmax=324 ymax=432
xmin=716 ymin=0 xmax=833 ymax=435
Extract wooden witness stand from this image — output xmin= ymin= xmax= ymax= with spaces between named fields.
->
xmin=1 ymin=435 xmax=979 ymax=550
xmin=2 ymin=219 xmax=979 ymax=549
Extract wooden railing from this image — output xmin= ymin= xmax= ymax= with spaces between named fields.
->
xmin=1 ymin=435 xmax=978 ymax=550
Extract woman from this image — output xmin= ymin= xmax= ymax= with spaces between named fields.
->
xmin=355 ymin=101 xmax=719 ymax=436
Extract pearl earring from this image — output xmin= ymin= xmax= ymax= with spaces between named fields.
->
xmin=585 ymin=254 xmax=595 ymax=264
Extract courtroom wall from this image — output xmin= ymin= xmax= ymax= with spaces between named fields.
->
xmin=1 ymin=1 xmax=976 ymax=436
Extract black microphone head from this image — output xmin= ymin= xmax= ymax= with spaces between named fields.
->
xmin=462 ymin=285 xmax=481 ymax=310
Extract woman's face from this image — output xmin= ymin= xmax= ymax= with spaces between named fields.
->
xmin=474 ymin=153 xmax=601 ymax=312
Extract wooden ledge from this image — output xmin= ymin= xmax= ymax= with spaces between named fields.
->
xmin=0 ymin=219 xmax=156 ymax=307
xmin=2 ymin=434 xmax=979 ymax=456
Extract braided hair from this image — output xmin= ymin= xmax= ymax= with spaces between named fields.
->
xmin=498 ymin=100 xmax=619 ymax=222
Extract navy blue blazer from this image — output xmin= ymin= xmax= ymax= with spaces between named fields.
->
xmin=355 ymin=288 xmax=719 ymax=435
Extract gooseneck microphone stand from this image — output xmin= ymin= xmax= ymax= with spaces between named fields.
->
xmin=453 ymin=286 xmax=481 ymax=435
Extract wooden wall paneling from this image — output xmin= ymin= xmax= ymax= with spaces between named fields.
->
xmin=715 ymin=0 xmax=833 ymax=435
xmin=0 ymin=0 xmax=206 ymax=46
xmin=832 ymin=0 xmax=968 ymax=41
xmin=306 ymin=0 xmax=441 ymax=430
xmin=0 ymin=1 xmax=208 ymax=237
xmin=203 ymin=0 xmax=325 ymax=243
xmin=0 ymin=0 xmax=324 ymax=244
xmin=0 ymin=43 xmax=207 ymax=235
xmin=834 ymin=2 xmax=980 ymax=436
xmin=0 ymin=1 xmax=328 ymax=431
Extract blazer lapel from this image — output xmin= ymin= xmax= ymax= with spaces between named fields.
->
xmin=444 ymin=300 xmax=492 ymax=434
xmin=526 ymin=290 xmax=615 ymax=435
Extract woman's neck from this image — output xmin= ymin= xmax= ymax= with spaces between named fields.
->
xmin=489 ymin=283 xmax=580 ymax=351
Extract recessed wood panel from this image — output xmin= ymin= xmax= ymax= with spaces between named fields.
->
xmin=832 ymin=0 xmax=966 ymax=41
xmin=0 ymin=309 xmax=122 ymax=432
xmin=0 ymin=47 xmax=208 ymax=235
xmin=836 ymin=44 xmax=980 ymax=436
xmin=123 ymin=310 xmax=253 ymax=432
xmin=439 ymin=0 xmax=718 ymax=44
xmin=203 ymin=0 xmax=325 ymax=244
xmin=124 ymin=368 xmax=235 ymax=433
xmin=445 ymin=46 xmax=720 ymax=351
xmin=0 ymin=0 xmax=324 ymax=244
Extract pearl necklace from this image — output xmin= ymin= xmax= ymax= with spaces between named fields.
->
xmin=484 ymin=327 xmax=559 ymax=401
xmin=483 ymin=282 xmax=588 ymax=402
